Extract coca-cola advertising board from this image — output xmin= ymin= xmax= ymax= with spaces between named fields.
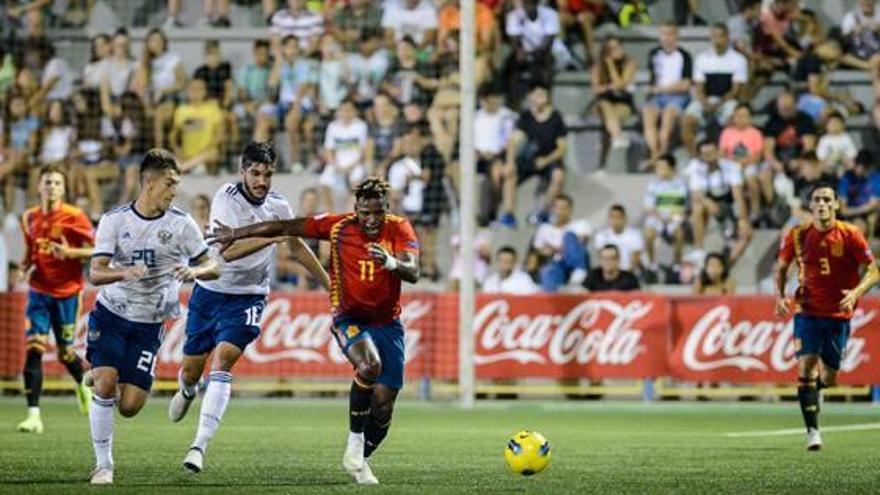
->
xmin=668 ymin=296 xmax=880 ymax=384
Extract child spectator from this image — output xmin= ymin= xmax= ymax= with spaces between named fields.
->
xmin=643 ymin=154 xmax=688 ymax=272
xmin=816 ymin=112 xmax=858 ymax=173
xmin=321 ymin=99 xmax=369 ymax=210
xmin=694 ymin=252 xmax=735 ymax=295
xmin=170 ymin=78 xmax=224 ymax=174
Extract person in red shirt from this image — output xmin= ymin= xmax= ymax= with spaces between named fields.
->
xmin=776 ymin=183 xmax=877 ymax=451
xmin=17 ymin=164 xmax=95 ymax=434
xmin=208 ymin=178 xmax=420 ymax=485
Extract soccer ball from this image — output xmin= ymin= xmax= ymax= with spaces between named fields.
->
xmin=504 ymin=430 xmax=551 ymax=476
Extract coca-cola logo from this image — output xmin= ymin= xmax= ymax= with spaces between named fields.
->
xmin=682 ymin=306 xmax=873 ymax=373
xmin=473 ymin=299 xmax=651 ymax=366
xmin=52 ymin=298 xmax=431 ymax=367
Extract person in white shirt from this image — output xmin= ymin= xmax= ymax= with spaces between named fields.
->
xmin=504 ymin=0 xmax=559 ymax=106
xmin=85 ymin=149 xmax=220 ymax=485
xmin=532 ymin=194 xmax=591 ymax=292
xmin=41 ymin=43 xmax=75 ymax=101
xmin=643 ymin=154 xmax=688 ymax=269
xmin=381 ymin=0 xmax=438 ymax=49
xmin=475 ymin=85 xmax=516 ymax=226
xmin=688 ymin=139 xmax=752 ymax=265
xmin=643 ymin=21 xmax=692 ymax=161
xmin=593 ymin=204 xmax=645 ymax=273
xmin=270 ymin=0 xmax=325 ymax=54
xmin=680 ymin=23 xmax=748 ymax=155
xmin=321 ymin=99 xmax=370 ymax=211
xmin=816 ymin=112 xmax=857 ymax=172
xmin=132 ymin=28 xmax=186 ymax=149
xmin=168 ymin=142 xmax=328 ymax=474
xmin=482 ymin=246 xmax=539 ymax=295
xmin=841 ymin=0 xmax=880 ymax=61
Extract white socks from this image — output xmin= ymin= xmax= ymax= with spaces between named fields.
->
xmin=90 ymin=395 xmax=115 ymax=468
xmin=193 ymin=371 xmax=232 ymax=451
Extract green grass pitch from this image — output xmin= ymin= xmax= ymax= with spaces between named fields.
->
xmin=0 ymin=397 xmax=878 ymax=494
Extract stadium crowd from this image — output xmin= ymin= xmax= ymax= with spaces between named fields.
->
xmin=2 ymin=0 xmax=880 ymax=295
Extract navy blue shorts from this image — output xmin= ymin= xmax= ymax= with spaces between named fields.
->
xmin=332 ymin=317 xmax=405 ymax=390
xmin=26 ymin=290 xmax=81 ymax=348
xmin=793 ymin=313 xmax=851 ymax=371
xmin=86 ymin=302 xmax=164 ymax=391
xmin=183 ymin=285 xmax=266 ymax=356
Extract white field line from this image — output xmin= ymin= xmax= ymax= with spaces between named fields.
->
xmin=724 ymin=423 xmax=880 ymax=438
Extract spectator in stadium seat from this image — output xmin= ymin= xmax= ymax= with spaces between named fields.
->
xmin=642 ymin=21 xmax=692 ymax=161
xmin=593 ymin=204 xmax=644 ymax=275
xmin=131 ymin=28 xmax=186 ymax=149
xmin=335 ymin=0 xmax=387 ymax=104
xmin=317 ymin=34 xmax=352 ymax=116
xmin=95 ymin=29 xmax=136 ymax=100
xmin=817 ymin=112 xmax=858 ymax=173
xmin=680 ymin=23 xmax=747 ymax=156
xmin=448 ymin=231 xmax=493 ymax=292
xmin=792 ymin=38 xmax=864 ymax=123
xmin=438 ymin=0 xmax=498 ymax=85
xmin=532 ymin=194 xmax=590 ymax=292
xmin=482 ymin=245 xmax=540 ymax=295
xmin=34 ymin=99 xmax=74 ymax=200
xmin=237 ymin=39 xmax=274 ymax=142
xmin=762 ymin=90 xmax=817 ymax=207
xmin=719 ymin=104 xmax=764 ymax=223
xmin=102 ymin=92 xmax=148 ymax=204
xmin=727 ymin=0 xmax=761 ymax=57
xmin=189 ymin=193 xmax=212 ymax=234
xmin=72 ymin=88 xmax=117 ymax=219
xmin=195 ymin=40 xmax=236 ymax=164
xmin=557 ymin=0 xmax=607 ymax=64
xmin=334 ymin=0 xmax=383 ymax=54
xmin=427 ymin=34 xmax=462 ymax=164
xmin=82 ymin=34 xmax=111 ymax=90
xmin=504 ymin=0 xmax=559 ymax=110
xmin=382 ymin=36 xmax=439 ymax=110
xmin=591 ymin=35 xmax=637 ymax=150
xmin=270 ymin=0 xmax=325 ymax=55
xmin=267 ymin=35 xmax=319 ymax=169
xmin=746 ymin=0 xmax=798 ymax=99
xmin=688 ymin=139 xmax=752 ymax=265
xmin=838 ymin=149 xmax=880 ymax=238
xmin=382 ymin=0 xmax=438 ymax=51
xmin=0 ymin=92 xmax=39 ymax=213
xmin=170 ymin=78 xmax=224 ymax=174
xmin=693 ymin=251 xmax=735 ymax=295
xmin=842 ymin=0 xmax=880 ymax=62
xmin=368 ymin=92 xmax=404 ymax=178
xmin=40 ymin=41 xmax=74 ymax=101
xmin=501 ymin=84 xmax=567 ymax=228
xmin=474 ymin=84 xmax=516 ymax=227
xmin=789 ymin=151 xmax=837 ymax=224
xmin=321 ymin=99 xmax=369 ymax=210
xmin=585 ymin=244 xmax=640 ymax=292
xmin=643 ymin=154 xmax=688 ymax=272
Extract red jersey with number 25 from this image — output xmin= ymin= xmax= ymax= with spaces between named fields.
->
xmin=778 ymin=221 xmax=874 ymax=319
xmin=303 ymin=213 xmax=420 ymax=324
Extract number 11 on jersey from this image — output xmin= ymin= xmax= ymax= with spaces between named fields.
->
xmin=359 ymin=260 xmax=375 ymax=281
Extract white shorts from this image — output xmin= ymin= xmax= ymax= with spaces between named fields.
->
xmin=684 ymin=98 xmax=738 ymax=126
xmin=742 ymin=161 xmax=770 ymax=178
xmin=319 ymin=163 xmax=367 ymax=193
xmin=645 ymin=215 xmax=684 ymax=237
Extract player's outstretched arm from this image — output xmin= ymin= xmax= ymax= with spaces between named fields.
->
xmin=173 ymin=252 xmax=220 ymax=283
xmin=220 ymin=237 xmax=287 ymax=263
xmin=206 ymin=218 xmax=309 ymax=253
xmin=841 ymin=262 xmax=880 ymax=313
xmin=367 ymin=244 xmax=420 ymax=284
xmin=287 ymin=237 xmax=331 ymax=291
xmin=88 ymin=256 xmax=147 ymax=286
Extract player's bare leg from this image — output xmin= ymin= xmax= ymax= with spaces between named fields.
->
xmin=343 ymin=338 xmax=382 ymax=485
xmin=797 ymin=355 xmax=823 ymax=451
xmin=170 ymin=353 xmax=209 ymax=422
xmin=184 ymin=342 xmax=242 ymax=473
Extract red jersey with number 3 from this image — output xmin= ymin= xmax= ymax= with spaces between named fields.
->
xmin=778 ymin=221 xmax=874 ymax=319
xmin=21 ymin=204 xmax=95 ymax=298
xmin=303 ymin=213 xmax=420 ymax=324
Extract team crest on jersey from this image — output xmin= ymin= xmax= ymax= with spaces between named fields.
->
xmin=157 ymin=229 xmax=173 ymax=244
xmin=831 ymin=242 xmax=844 ymax=257
xmin=50 ymin=225 xmax=62 ymax=238
xmin=346 ymin=325 xmax=360 ymax=338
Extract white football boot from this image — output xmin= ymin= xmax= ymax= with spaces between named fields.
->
xmin=806 ymin=428 xmax=823 ymax=451
xmin=90 ymin=466 xmax=114 ymax=485
xmin=183 ymin=447 xmax=204 ymax=473
xmin=355 ymin=461 xmax=379 ymax=485
xmin=168 ymin=390 xmax=195 ymax=422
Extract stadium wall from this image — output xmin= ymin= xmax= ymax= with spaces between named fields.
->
xmin=2 ymin=291 xmax=880 ymax=387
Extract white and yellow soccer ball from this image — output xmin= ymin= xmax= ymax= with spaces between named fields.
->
xmin=504 ymin=430 xmax=551 ymax=476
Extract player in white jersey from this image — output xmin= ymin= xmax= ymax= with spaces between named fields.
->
xmin=168 ymin=141 xmax=329 ymax=473
xmin=85 ymin=149 xmax=220 ymax=485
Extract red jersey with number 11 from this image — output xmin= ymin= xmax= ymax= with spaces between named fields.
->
xmin=778 ymin=221 xmax=874 ymax=319
xmin=303 ymin=213 xmax=420 ymax=324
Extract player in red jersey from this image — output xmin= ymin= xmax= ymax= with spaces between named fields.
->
xmin=775 ymin=183 xmax=878 ymax=451
xmin=208 ymin=178 xmax=419 ymax=485
xmin=18 ymin=164 xmax=95 ymax=433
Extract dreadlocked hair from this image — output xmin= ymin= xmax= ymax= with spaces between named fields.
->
xmin=354 ymin=177 xmax=391 ymax=201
